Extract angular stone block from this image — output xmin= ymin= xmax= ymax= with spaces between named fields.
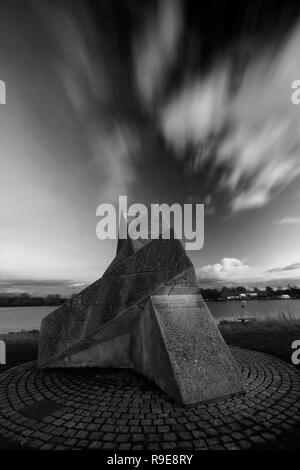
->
xmin=148 ymin=295 xmax=243 ymax=404
xmin=38 ymin=239 xmax=194 ymax=367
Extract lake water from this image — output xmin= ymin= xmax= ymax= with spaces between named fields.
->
xmin=0 ymin=306 xmax=55 ymax=332
xmin=0 ymin=300 xmax=299 ymax=332
xmin=208 ymin=299 xmax=300 ymax=322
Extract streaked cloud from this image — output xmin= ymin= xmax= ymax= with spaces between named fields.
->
xmin=0 ymin=277 xmax=85 ymax=296
xmin=161 ymin=68 xmax=229 ymax=151
xmin=160 ymin=23 xmax=300 ymax=212
xmin=276 ymin=217 xmax=300 ymax=224
xmin=268 ymin=262 xmax=300 ymax=273
xmin=133 ymin=0 xmax=182 ymax=107
xmin=39 ymin=3 xmax=138 ymax=203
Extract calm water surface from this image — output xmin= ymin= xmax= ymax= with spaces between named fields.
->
xmin=0 ymin=306 xmax=55 ymax=332
xmin=208 ymin=299 xmax=300 ymax=322
xmin=0 ymin=300 xmax=299 ymax=332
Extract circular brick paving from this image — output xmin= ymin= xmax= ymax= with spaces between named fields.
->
xmin=0 ymin=347 xmax=299 ymax=450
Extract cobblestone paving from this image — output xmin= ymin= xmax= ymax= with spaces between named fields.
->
xmin=0 ymin=347 xmax=299 ymax=450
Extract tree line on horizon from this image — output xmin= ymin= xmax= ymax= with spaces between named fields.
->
xmin=0 ymin=293 xmax=67 ymax=307
xmin=200 ymin=285 xmax=300 ymax=301
xmin=0 ymin=285 xmax=299 ymax=307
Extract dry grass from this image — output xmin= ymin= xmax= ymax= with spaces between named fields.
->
xmin=219 ymin=316 xmax=300 ymax=364
xmin=0 ymin=329 xmax=39 ymax=373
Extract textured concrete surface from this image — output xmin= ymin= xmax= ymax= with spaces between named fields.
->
xmin=0 ymin=347 xmax=299 ymax=450
xmin=38 ymin=239 xmax=194 ymax=368
xmin=150 ymin=295 xmax=243 ymax=404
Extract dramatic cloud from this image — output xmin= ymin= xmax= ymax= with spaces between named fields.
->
xmin=161 ymin=68 xmax=229 ymax=152
xmin=268 ymin=262 xmax=300 ymax=273
xmin=276 ymin=217 xmax=300 ymax=224
xmin=1 ymin=0 xmax=300 ymax=295
xmin=197 ymin=258 xmax=300 ymax=287
xmin=160 ymin=23 xmax=300 ymax=212
xmin=197 ymin=258 xmax=251 ymax=281
xmin=33 ymin=1 xmax=139 ymax=204
xmin=29 ymin=1 xmax=300 ymax=211
xmin=133 ymin=0 xmax=182 ymax=107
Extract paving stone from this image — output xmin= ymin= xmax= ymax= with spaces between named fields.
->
xmin=88 ymin=441 xmax=102 ymax=449
xmin=0 ymin=347 xmax=299 ymax=450
xmin=162 ymin=442 xmax=177 ymax=449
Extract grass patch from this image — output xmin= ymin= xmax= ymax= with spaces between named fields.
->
xmin=0 ymin=330 xmax=39 ymax=372
xmin=219 ymin=317 xmax=300 ymax=365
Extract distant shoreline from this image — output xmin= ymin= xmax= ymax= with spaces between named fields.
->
xmin=1 ymin=299 xmax=300 ymax=333
xmin=0 ymin=294 xmax=300 ymax=308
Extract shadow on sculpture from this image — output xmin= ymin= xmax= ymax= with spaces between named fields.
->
xmin=38 ymin=212 xmax=244 ymax=405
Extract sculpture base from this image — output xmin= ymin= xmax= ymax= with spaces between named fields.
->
xmin=39 ymin=295 xmax=244 ymax=405
xmin=0 ymin=347 xmax=299 ymax=450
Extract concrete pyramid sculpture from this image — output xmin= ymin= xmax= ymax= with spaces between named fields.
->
xmin=38 ymin=212 xmax=244 ymax=405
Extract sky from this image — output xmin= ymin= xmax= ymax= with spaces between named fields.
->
xmin=0 ymin=0 xmax=300 ymax=295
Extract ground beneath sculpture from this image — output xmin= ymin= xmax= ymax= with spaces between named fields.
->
xmin=0 ymin=347 xmax=299 ymax=450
